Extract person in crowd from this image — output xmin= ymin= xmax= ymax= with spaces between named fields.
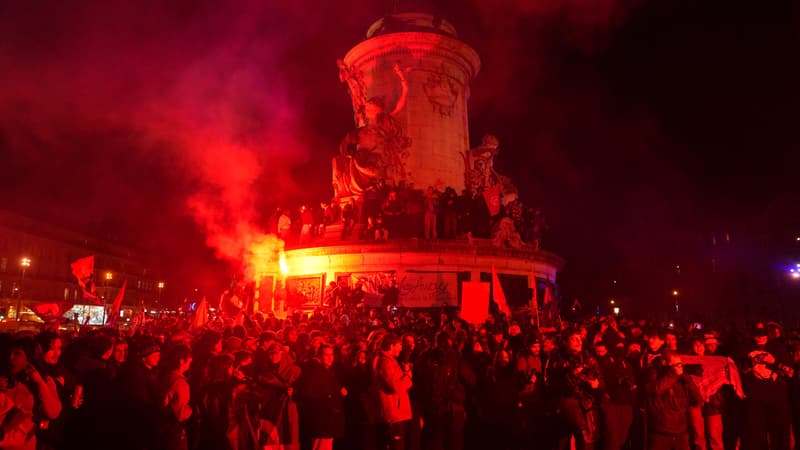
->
xmin=440 ymin=188 xmax=459 ymax=240
xmin=423 ymin=187 xmax=438 ymax=241
xmin=297 ymin=344 xmax=346 ymax=450
xmin=516 ymin=333 xmax=545 ymax=450
xmin=546 ymin=328 xmax=602 ymax=450
xmin=3 ymin=337 xmax=62 ymax=450
xmin=115 ymin=337 xmax=162 ymax=450
xmin=157 ymin=344 xmax=192 ymax=450
xmin=341 ymin=199 xmax=357 ymax=240
xmin=279 ymin=209 xmax=292 ymax=241
xmin=338 ymin=342 xmax=372 ymax=450
xmin=256 ymin=342 xmax=302 ymax=449
xmin=300 ymin=205 xmax=314 ymax=244
xmin=644 ymin=350 xmax=702 ymax=450
xmin=373 ymin=334 xmax=413 ymax=450
xmin=194 ymin=353 xmax=238 ymax=450
xmin=415 ymin=331 xmax=475 ymax=450
xmin=740 ymin=328 xmax=792 ymax=450
xmin=478 ymin=349 xmax=518 ymax=450
xmin=594 ymin=339 xmax=636 ymax=450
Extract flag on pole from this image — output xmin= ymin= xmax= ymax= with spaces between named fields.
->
xmin=31 ymin=302 xmax=72 ymax=321
xmin=70 ymin=256 xmax=100 ymax=304
xmin=482 ymin=184 xmax=502 ymax=216
xmin=530 ymin=271 xmax=540 ymax=328
xmin=491 ymin=265 xmax=511 ymax=316
xmin=543 ymin=281 xmax=553 ymax=305
xmin=542 ymin=280 xmax=554 ymax=326
xmin=108 ymin=279 xmax=127 ymax=324
xmin=192 ymin=297 xmax=209 ymax=329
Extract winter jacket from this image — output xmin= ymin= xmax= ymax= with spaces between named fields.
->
xmin=372 ymin=351 xmax=412 ymax=424
xmin=645 ymin=368 xmax=702 ymax=436
xmin=297 ymin=359 xmax=345 ymax=439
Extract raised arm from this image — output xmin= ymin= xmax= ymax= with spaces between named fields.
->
xmin=389 ymin=62 xmax=409 ymax=117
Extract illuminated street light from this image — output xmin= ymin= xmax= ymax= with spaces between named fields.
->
xmin=158 ymin=281 xmax=165 ymax=289
xmin=672 ymin=290 xmax=679 ymax=297
xmin=105 ymin=272 xmax=113 ymax=281
xmin=609 ymin=299 xmax=616 ymax=305
xmin=18 ymin=257 xmax=31 ymax=321
xmin=613 ymin=306 xmax=620 ymax=315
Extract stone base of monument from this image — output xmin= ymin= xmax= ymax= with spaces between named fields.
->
xmin=325 ymin=224 xmax=344 ymax=241
xmin=270 ymin=239 xmax=564 ymax=313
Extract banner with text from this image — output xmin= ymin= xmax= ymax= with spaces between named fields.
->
xmin=398 ymin=272 xmax=458 ymax=308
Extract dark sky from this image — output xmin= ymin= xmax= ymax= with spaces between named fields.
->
xmin=0 ymin=0 xmax=797 ymax=309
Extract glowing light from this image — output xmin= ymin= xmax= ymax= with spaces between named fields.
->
xmin=20 ymin=257 xmax=31 ymax=268
xmin=279 ymin=252 xmax=288 ymax=276
xmin=613 ymin=307 xmax=620 ymax=315
xmin=105 ymin=272 xmax=113 ymax=280
xmin=672 ymin=290 xmax=679 ymax=296
xmin=792 ymin=272 xmax=800 ymax=280
xmin=609 ymin=299 xmax=616 ymax=305
xmin=157 ymin=281 xmax=165 ymax=289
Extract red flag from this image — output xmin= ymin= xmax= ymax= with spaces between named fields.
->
xmin=108 ymin=279 xmax=127 ymax=324
xmin=491 ymin=265 xmax=511 ymax=316
xmin=31 ymin=302 xmax=71 ymax=321
xmin=192 ymin=297 xmax=209 ymax=329
xmin=70 ymin=256 xmax=94 ymax=289
xmin=543 ymin=282 xmax=553 ymax=305
xmin=482 ymin=184 xmax=502 ymax=216
xmin=530 ymin=271 xmax=539 ymax=327
xmin=70 ymin=256 xmax=100 ymax=304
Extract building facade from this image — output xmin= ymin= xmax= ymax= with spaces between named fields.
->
xmin=0 ymin=210 xmax=160 ymax=319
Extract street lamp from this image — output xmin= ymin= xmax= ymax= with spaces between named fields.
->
xmin=157 ymin=281 xmax=165 ymax=304
xmin=18 ymin=257 xmax=31 ymax=321
xmin=102 ymin=272 xmax=113 ymax=324
xmin=672 ymin=290 xmax=679 ymax=313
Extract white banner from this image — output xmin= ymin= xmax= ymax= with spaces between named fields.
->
xmin=398 ymin=272 xmax=458 ymax=308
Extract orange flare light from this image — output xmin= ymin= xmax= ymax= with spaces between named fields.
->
xmin=279 ymin=252 xmax=288 ymax=277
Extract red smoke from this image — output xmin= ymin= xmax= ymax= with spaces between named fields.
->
xmin=0 ymin=0 xmax=319 ymax=278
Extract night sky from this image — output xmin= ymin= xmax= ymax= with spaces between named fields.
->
xmin=0 ymin=0 xmax=797 ymax=314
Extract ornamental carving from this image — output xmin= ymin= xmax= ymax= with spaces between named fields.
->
xmin=422 ymin=65 xmax=459 ymax=117
xmin=333 ymin=62 xmax=412 ymax=199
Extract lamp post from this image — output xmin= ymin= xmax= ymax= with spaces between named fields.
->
xmin=157 ymin=281 xmax=165 ymax=305
xmin=103 ymin=272 xmax=113 ymax=324
xmin=672 ymin=289 xmax=679 ymax=313
xmin=17 ymin=257 xmax=31 ymax=321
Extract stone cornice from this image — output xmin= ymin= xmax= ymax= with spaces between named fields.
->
xmin=344 ymin=32 xmax=481 ymax=83
xmin=285 ymin=239 xmax=565 ymax=270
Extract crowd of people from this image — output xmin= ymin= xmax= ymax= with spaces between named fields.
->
xmin=267 ymin=182 xmax=548 ymax=248
xmin=1 ymin=301 xmax=799 ymax=450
